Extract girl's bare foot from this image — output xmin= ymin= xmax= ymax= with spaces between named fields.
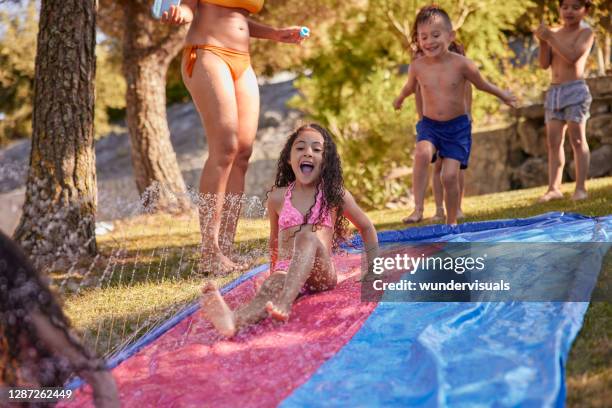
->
xmin=572 ymin=189 xmax=588 ymax=201
xmin=537 ymin=190 xmax=564 ymax=203
xmin=457 ymin=209 xmax=465 ymax=219
xmin=201 ymin=281 xmax=236 ymax=337
xmin=402 ymin=209 xmax=424 ymax=224
xmin=265 ymin=301 xmax=289 ymax=322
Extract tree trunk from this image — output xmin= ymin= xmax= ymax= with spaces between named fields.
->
xmin=605 ymin=32 xmax=611 ymax=72
xmin=596 ymin=41 xmax=606 ymax=76
xmin=14 ymin=0 xmax=97 ymax=269
xmin=122 ymin=1 xmax=190 ymax=212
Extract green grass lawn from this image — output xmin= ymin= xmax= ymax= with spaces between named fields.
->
xmin=59 ymin=176 xmax=611 ymax=406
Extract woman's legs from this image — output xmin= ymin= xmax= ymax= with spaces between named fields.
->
xmin=218 ymin=67 xmax=260 ymax=256
xmin=539 ymin=119 xmax=566 ymax=202
xmin=566 ymin=120 xmax=590 ymax=200
xmin=267 ymin=231 xmax=336 ymax=320
xmin=182 ymin=51 xmax=242 ymax=272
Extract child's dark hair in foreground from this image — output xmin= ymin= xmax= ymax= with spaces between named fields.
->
xmin=0 ymin=231 xmax=118 ymax=407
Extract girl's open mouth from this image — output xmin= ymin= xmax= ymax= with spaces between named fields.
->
xmin=300 ymin=163 xmax=314 ymax=175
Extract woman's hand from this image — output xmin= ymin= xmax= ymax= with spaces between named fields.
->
xmin=273 ymin=26 xmax=307 ymax=44
xmin=161 ymin=5 xmax=187 ymax=25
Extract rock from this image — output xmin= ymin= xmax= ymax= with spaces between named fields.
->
xmin=590 ymin=145 xmax=612 ymax=177
xmin=516 ymin=104 xmax=545 ymax=120
xmin=517 ymin=157 xmax=548 ymax=188
xmin=0 ymin=188 xmax=24 ymax=235
xmin=508 ymin=148 xmax=528 ymax=167
xmin=586 ymin=113 xmax=612 ymax=143
xmin=260 ymin=111 xmax=282 ymax=128
xmin=589 ymin=97 xmax=611 ymax=115
xmin=568 ymin=144 xmax=612 ymax=179
xmin=587 ymin=76 xmax=612 ymax=98
xmin=464 ymin=126 xmax=513 ymax=195
xmin=518 ymin=118 xmax=547 ymax=157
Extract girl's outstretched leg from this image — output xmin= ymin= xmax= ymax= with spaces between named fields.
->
xmin=201 ymin=281 xmax=237 ymax=337
xmin=266 ymin=232 xmax=335 ymax=321
xmin=201 ymin=273 xmax=286 ymax=336
xmin=234 ymin=272 xmax=285 ymax=327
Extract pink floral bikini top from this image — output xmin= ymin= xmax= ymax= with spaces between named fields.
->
xmin=278 ymin=183 xmax=333 ymax=231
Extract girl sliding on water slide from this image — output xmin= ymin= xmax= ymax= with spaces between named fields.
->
xmin=200 ymin=124 xmax=379 ymax=337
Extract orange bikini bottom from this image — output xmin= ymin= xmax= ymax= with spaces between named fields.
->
xmin=184 ymin=44 xmax=251 ymax=81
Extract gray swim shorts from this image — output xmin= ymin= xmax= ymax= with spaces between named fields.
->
xmin=544 ymin=79 xmax=592 ymax=123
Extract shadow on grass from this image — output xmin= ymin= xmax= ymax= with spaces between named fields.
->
xmin=53 ymin=237 xmax=269 ymax=295
xmin=76 ymin=294 xmax=198 ymax=358
xmin=566 ymin=249 xmax=612 ymax=408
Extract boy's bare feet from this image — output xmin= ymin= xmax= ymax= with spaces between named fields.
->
xmin=457 ymin=209 xmax=465 ymax=220
xmin=537 ymin=190 xmax=564 ymax=203
xmin=265 ymin=301 xmax=289 ymax=322
xmin=201 ymin=281 xmax=236 ymax=337
xmin=431 ymin=207 xmax=445 ymax=221
xmin=571 ymin=189 xmax=588 ymax=201
xmin=402 ymin=209 xmax=424 ymax=224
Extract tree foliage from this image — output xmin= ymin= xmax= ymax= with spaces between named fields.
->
xmin=0 ymin=1 xmax=126 ymax=145
xmin=0 ymin=3 xmax=36 ymax=143
xmin=288 ymin=0 xmax=535 ymax=207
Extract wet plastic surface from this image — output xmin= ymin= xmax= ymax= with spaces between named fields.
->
xmin=64 ymin=212 xmax=611 ymax=407
xmin=283 ymin=213 xmax=611 ymax=407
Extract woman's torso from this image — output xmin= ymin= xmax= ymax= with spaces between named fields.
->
xmin=185 ymin=1 xmax=252 ymax=52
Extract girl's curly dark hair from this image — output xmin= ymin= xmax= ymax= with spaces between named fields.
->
xmin=0 ymin=231 xmax=103 ymax=388
xmin=410 ymin=5 xmax=464 ymax=59
xmin=271 ymin=123 xmax=350 ymax=251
